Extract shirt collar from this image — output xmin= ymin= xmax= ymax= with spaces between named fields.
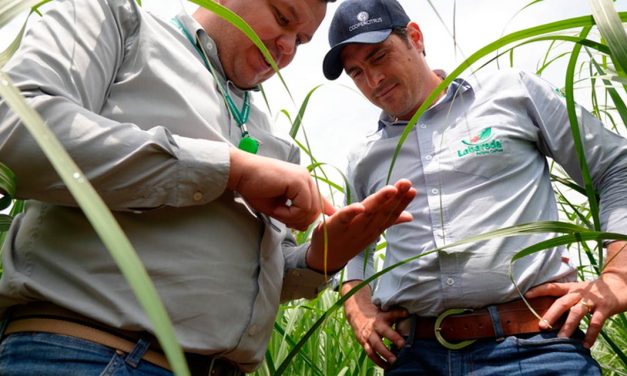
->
xmin=377 ymin=70 xmax=472 ymax=131
xmin=174 ymin=13 xmax=259 ymax=98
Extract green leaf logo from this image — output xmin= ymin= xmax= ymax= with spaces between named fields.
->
xmin=461 ymin=127 xmax=492 ymax=145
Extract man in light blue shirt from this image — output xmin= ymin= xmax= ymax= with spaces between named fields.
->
xmin=322 ymin=0 xmax=627 ymax=374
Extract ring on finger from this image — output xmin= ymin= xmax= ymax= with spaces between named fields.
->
xmin=579 ymin=300 xmax=594 ymax=314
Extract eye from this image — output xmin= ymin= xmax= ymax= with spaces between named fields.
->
xmin=348 ymin=68 xmax=362 ymax=79
xmin=274 ymin=7 xmax=289 ymax=26
xmin=371 ymin=51 xmax=386 ymax=63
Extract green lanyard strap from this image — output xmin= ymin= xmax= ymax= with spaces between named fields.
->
xmin=172 ymin=18 xmax=259 ymax=154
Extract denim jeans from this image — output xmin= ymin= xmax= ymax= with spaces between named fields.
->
xmin=0 ymin=332 xmax=173 ymax=376
xmin=387 ymin=330 xmax=601 ymax=376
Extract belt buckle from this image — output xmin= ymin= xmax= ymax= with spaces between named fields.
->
xmin=434 ymin=308 xmax=477 ymax=350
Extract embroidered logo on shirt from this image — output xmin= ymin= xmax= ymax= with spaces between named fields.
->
xmin=456 ymin=127 xmax=503 ymax=158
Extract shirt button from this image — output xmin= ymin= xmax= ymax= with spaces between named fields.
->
xmin=193 ymin=192 xmax=204 ymax=201
xmin=446 ymin=278 xmax=455 ymax=286
xmin=425 ymin=155 xmax=433 ymax=161
xmin=431 ymin=188 xmax=439 ymax=195
xmin=248 ymin=325 xmax=258 ymax=336
xmin=420 ymin=124 xmax=427 ymax=129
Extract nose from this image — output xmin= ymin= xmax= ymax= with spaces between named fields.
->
xmin=275 ymin=34 xmax=297 ymax=63
xmin=364 ymin=67 xmax=384 ymax=89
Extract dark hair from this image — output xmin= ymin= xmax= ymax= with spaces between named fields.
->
xmin=391 ymin=26 xmax=426 ymax=56
xmin=323 ymin=0 xmax=336 ymax=2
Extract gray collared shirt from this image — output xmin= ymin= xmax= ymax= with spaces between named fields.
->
xmin=0 ymin=0 xmax=326 ymax=371
xmin=345 ymin=69 xmax=627 ymax=316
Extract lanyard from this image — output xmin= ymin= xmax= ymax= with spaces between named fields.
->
xmin=171 ymin=18 xmax=259 ymax=154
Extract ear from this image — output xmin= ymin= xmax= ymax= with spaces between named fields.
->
xmin=406 ymin=22 xmax=425 ymax=54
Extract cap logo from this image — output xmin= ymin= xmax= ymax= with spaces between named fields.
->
xmin=349 ymin=11 xmax=383 ymax=32
xmin=357 ymin=11 xmax=369 ymax=22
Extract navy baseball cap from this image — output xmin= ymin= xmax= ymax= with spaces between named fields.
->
xmin=323 ymin=0 xmax=410 ymax=80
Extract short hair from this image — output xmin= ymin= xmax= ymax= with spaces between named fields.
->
xmin=391 ymin=26 xmax=426 ymax=56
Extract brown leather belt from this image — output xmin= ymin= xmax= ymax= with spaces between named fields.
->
xmin=1 ymin=302 xmax=241 ymax=376
xmin=396 ymin=297 xmax=562 ymax=346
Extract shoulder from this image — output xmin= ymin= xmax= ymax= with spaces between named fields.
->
xmin=467 ymin=68 xmax=526 ymax=90
xmin=468 ymin=68 xmax=564 ymax=103
xmin=46 ymin=0 xmax=142 ymax=39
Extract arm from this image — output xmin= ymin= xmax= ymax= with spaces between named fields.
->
xmin=519 ymin=71 xmax=627 ymax=347
xmin=340 ymin=280 xmax=408 ymax=369
xmin=322 ymin=179 xmax=415 ymax=368
xmin=0 ymin=0 xmax=232 ymax=210
xmin=526 ymin=240 xmax=627 ymax=348
xmin=521 ymin=70 xmax=627 ymax=236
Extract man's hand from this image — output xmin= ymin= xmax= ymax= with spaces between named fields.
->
xmin=341 ymin=281 xmax=408 ymax=369
xmin=525 ymin=241 xmax=627 ymax=348
xmin=227 ymin=149 xmax=334 ymax=230
xmin=306 ymin=179 xmax=416 ymax=272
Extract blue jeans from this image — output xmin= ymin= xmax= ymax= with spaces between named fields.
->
xmin=0 ymin=332 xmax=173 ymax=376
xmin=387 ymin=330 xmax=601 ymax=376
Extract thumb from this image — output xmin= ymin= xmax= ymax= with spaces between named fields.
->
xmin=322 ymin=196 xmax=336 ymax=216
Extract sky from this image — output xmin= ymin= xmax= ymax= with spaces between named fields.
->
xmin=1 ymin=0 xmax=626 ymax=198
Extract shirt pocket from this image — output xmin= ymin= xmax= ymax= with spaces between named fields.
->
xmin=440 ymin=122 xmax=513 ymax=180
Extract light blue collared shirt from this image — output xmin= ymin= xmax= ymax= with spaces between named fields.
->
xmin=345 ymin=69 xmax=627 ymax=316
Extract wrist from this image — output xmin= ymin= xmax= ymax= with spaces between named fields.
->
xmin=305 ymin=245 xmax=343 ymax=274
xmin=227 ymin=148 xmax=246 ymax=191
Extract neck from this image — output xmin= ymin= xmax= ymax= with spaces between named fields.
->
xmin=192 ymin=8 xmax=214 ymax=38
xmin=397 ymin=72 xmax=445 ymax=121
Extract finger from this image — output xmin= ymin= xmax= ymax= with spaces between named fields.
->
xmin=525 ymin=282 xmax=573 ymax=299
xmin=393 ymin=178 xmax=413 ymax=193
xmin=275 ymin=179 xmax=320 ymax=230
xmin=380 ymin=310 xmax=410 ymax=347
xmin=393 ymin=210 xmax=414 ymax=225
xmin=331 ymin=203 xmax=366 ymax=226
xmin=321 ymin=196 xmax=336 ymax=216
xmin=368 ymin=334 xmax=396 ymax=367
xmin=583 ymin=311 xmax=605 ymax=349
xmin=538 ymin=294 xmax=581 ymax=330
xmin=386 ymin=188 xmax=417 ymax=226
xmin=272 ymin=205 xmax=304 ymax=229
xmin=369 ymin=186 xmax=416 ymax=228
xmin=360 ymin=185 xmax=399 ymax=210
xmin=303 ymin=177 xmax=319 ymax=224
xmin=284 ymin=176 xmax=315 ymax=221
xmin=363 ymin=343 xmax=389 ymax=369
xmin=378 ymin=325 xmax=406 ymax=349
xmin=557 ymin=300 xmax=589 ymax=338
xmin=352 ymin=188 xmax=404 ymax=232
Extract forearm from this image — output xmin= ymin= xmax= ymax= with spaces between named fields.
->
xmin=341 ymin=280 xmax=374 ymax=319
xmin=603 ymin=241 xmax=627 ymax=281
xmin=0 ymin=98 xmax=231 ymax=209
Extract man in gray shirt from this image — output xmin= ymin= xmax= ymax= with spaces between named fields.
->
xmin=322 ymin=0 xmax=627 ymax=374
xmin=0 ymin=0 xmax=417 ymax=374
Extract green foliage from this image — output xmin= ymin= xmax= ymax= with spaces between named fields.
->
xmin=1 ymin=1 xmax=626 ymax=375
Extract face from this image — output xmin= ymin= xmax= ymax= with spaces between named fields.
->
xmin=212 ymin=0 xmax=327 ymax=89
xmin=340 ymin=23 xmax=437 ymax=120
